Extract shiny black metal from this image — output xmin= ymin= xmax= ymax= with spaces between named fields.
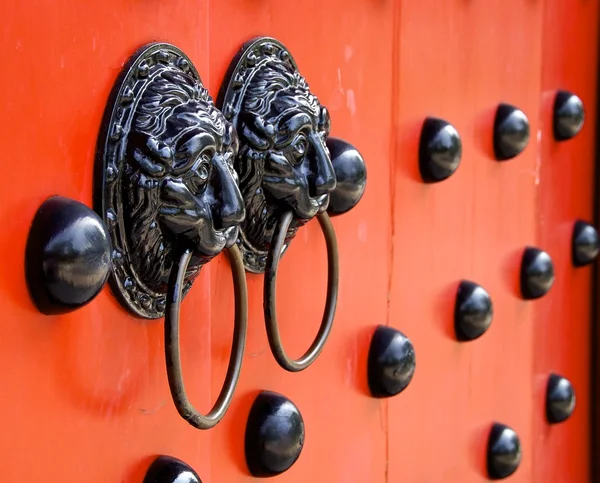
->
xmin=264 ymin=211 xmax=338 ymax=372
xmin=245 ymin=391 xmax=305 ymax=478
xmin=367 ymin=325 xmax=416 ymax=398
xmin=419 ymin=117 xmax=462 ymax=182
xmin=520 ymin=247 xmax=555 ymax=300
xmin=217 ymin=36 xmax=361 ymax=274
xmin=95 ymin=42 xmax=244 ymax=319
xmin=553 ymin=90 xmax=585 ymax=141
xmin=165 ymin=244 xmax=247 ymax=430
xmin=546 ymin=373 xmax=576 ymax=424
xmin=25 ymin=196 xmax=112 ymax=315
xmin=572 ymin=220 xmax=599 ymax=267
xmin=454 ymin=280 xmax=493 ymax=341
xmin=487 ymin=423 xmax=522 ymax=479
xmin=326 ymin=137 xmax=367 ymax=216
xmin=143 ymin=455 xmax=202 ymax=483
xmin=217 ymin=37 xmax=354 ymax=373
xmin=493 ymin=104 xmax=530 ymax=161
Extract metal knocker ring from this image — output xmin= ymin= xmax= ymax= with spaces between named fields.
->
xmin=165 ymin=245 xmax=248 ymax=430
xmin=219 ymin=37 xmax=366 ymax=373
xmin=264 ymin=211 xmax=339 ymax=372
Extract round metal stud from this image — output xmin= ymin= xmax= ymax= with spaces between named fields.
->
xmin=418 ymin=117 xmax=462 ymax=183
xmin=143 ymin=455 xmax=202 ymax=483
xmin=245 ymin=391 xmax=305 ymax=478
xmin=487 ymin=423 xmax=522 ymax=480
xmin=520 ymin=247 xmax=555 ymax=300
xmin=367 ymin=325 xmax=416 ymax=398
xmin=546 ymin=373 xmax=576 ymax=424
xmin=25 ymin=196 xmax=112 ymax=315
xmin=553 ymin=90 xmax=585 ymax=141
xmin=326 ymin=137 xmax=367 ymax=216
xmin=454 ymin=280 xmax=493 ymax=341
xmin=493 ymin=103 xmax=530 ymax=161
xmin=572 ymin=220 xmax=599 ymax=267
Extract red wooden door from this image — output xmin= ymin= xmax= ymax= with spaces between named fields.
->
xmin=1 ymin=0 xmax=597 ymax=482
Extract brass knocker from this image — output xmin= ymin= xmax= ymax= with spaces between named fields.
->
xmin=218 ymin=37 xmax=366 ymax=372
xmin=166 ymin=246 xmax=247 ymax=429
xmin=95 ymin=43 xmax=248 ymax=429
xmin=264 ymin=211 xmax=339 ymax=371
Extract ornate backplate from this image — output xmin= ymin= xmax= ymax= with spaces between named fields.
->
xmin=95 ymin=43 xmax=241 ymax=319
xmin=218 ymin=37 xmax=335 ymax=273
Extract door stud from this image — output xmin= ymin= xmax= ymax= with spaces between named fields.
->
xmin=546 ymin=373 xmax=576 ymax=424
xmin=25 ymin=196 xmax=112 ymax=315
xmin=367 ymin=325 xmax=416 ymax=398
xmin=493 ymin=103 xmax=530 ymax=161
xmin=326 ymin=137 xmax=367 ymax=215
xmin=572 ymin=220 xmax=599 ymax=267
xmin=419 ymin=117 xmax=462 ymax=183
xmin=143 ymin=456 xmax=202 ymax=483
xmin=553 ymin=90 xmax=585 ymax=141
xmin=245 ymin=391 xmax=305 ymax=477
xmin=454 ymin=280 xmax=493 ymax=341
xmin=487 ymin=423 xmax=522 ymax=479
xmin=520 ymin=247 xmax=555 ymax=300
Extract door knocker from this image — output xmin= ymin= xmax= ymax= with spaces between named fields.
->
xmin=95 ymin=43 xmax=247 ymax=429
xmin=218 ymin=37 xmax=366 ymax=372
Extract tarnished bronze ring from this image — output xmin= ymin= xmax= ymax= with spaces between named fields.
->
xmin=264 ymin=211 xmax=339 ymax=372
xmin=165 ymin=244 xmax=248 ymax=430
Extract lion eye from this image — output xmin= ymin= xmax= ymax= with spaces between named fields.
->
xmin=291 ymin=136 xmax=308 ymax=165
xmin=295 ymin=141 xmax=307 ymax=155
xmin=184 ymin=156 xmax=212 ymax=193
xmin=195 ymin=153 xmax=212 ymax=178
xmin=197 ymin=162 xmax=210 ymax=181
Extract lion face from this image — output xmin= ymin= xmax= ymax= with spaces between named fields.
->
xmin=233 ymin=61 xmax=337 ymax=254
xmin=122 ymin=70 xmax=244 ymax=292
xmin=152 ymin=102 xmax=243 ymax=256
xmin=260 ymin=90 xmax=336 ymax=220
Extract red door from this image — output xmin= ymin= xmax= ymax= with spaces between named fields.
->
xmin=1 ymin=0 xmax=597 ymax=481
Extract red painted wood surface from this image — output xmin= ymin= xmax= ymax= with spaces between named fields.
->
xmin=0 ymin=0 xmax=596 ymax=481
xmin=535 ymin=2 xmax=598 ymax=482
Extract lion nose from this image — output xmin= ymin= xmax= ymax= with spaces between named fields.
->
xmin=212 ymin=154 xmax=245 ymax=230
xmin=309 ymin=133 xmax=337 ymax=197
xmin=220 ymin=197 xmax=245 ymax=228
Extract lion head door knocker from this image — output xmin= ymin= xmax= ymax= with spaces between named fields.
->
xmin=95 ymin=43 xmax=248 ymax=430
xmin=218 ymin=37 xmax=367 ymax=372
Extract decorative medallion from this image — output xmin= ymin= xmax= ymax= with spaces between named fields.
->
xmin=217 ymin=37 xmax=338 ymax=273
xmin=218 ymin=37 xmax=365 ymax=372
xmin=95 ymin=43 xmax=243 ymax=318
